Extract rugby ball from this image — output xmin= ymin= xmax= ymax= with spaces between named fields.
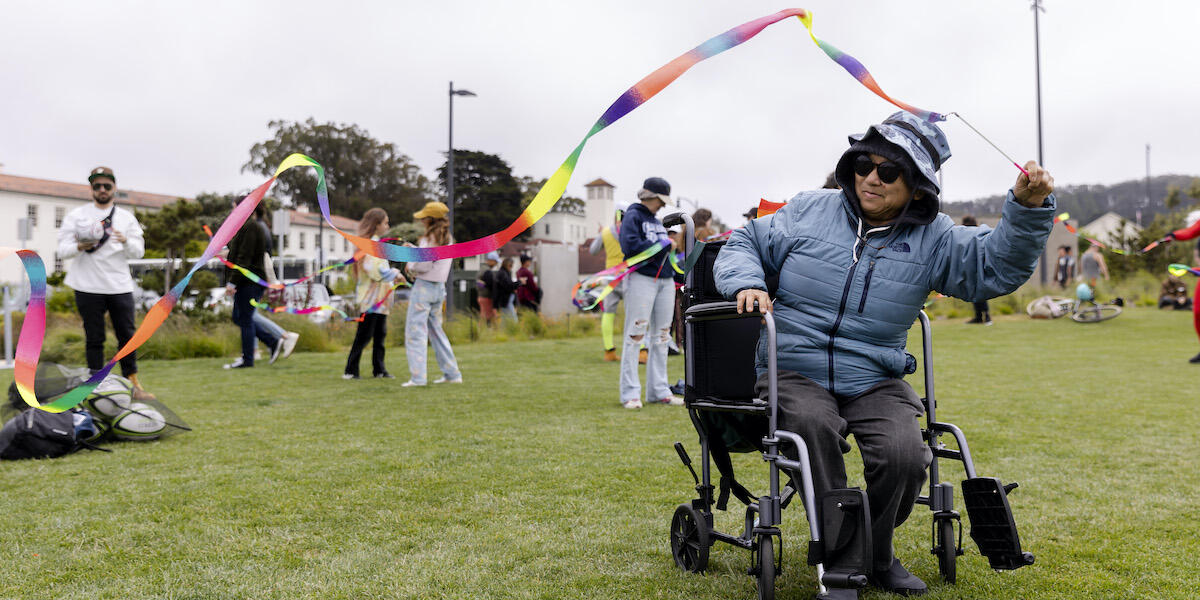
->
xmin=111 ymin=402 xmax=166 ymax=441
xmin=83 ymin=375 xmax=133 ymax=420
xmin=75 ymin=220 xmax=106 ymax=243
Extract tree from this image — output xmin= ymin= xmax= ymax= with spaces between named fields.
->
xmin=137 ymin=200 xmax=206 ymax=293
xmin=438 ymin=150 xmax=526 ymax=241
xmin=244 ymin=118 xmax=433 ymax=220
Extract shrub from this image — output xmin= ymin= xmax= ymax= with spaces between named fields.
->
xmin=46 ymin=289 xmax=76 ymax=314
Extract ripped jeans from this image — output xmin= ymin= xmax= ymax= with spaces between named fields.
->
xmin=619 ymin=272 xmax=676 ymax=402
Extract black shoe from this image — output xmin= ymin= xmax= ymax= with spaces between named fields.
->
xmin=374 ymin=372 xmax=395 ymax=379
xmin=1189 ymin=353 xmax=1200 ymax=364
xmin=869 ymin=558 xmax=927 ymax=596
xmin=966 ymin=316 xmax=983 ymax=324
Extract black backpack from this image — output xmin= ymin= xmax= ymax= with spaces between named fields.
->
xmin=0 ymin=408 xmax=105 ymax=460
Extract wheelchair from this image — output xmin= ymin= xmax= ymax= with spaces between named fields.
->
xmin=663 ymin=214 xmax=1034 ymax=599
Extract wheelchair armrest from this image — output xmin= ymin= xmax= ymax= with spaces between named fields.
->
xmin=684 ymin=301 xmax=768 ymax=321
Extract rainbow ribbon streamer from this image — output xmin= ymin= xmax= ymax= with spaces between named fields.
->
xmin=573 ymin=239 xmax=681 ymax=310
xmin=250 ymin=298 xmax=353 ymax=322
xmin=201 ymin=224 xmax=358 ymax=289
xmin=1054 ymin=212 xmax=1160 ymax=255
xmin=305 ymin=8 xmax=948 ymax=268
xmin=1168 ymin=264 xmax=1200 ymax=278
xmin=9 ymin=155 xmax=324 ymax=412
xmin=7 ymin=9 xmax=957 ymax=411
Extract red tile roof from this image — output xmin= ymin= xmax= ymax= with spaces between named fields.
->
xmin=0 ymin=173 xmax=184 ymax=210
xmin=0 ymin=173 xmax=360 ymax=229
xmin=583 ymin=178 xmax=614 ymax=188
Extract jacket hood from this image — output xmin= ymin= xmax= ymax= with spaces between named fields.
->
xmin=834 ymin=111 xmax=952 ymax=228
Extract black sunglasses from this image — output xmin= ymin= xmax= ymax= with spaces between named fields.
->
xmin=91 ymin=182 xmax=113 ymax=191
xmin=852 ymin=154 xmax=903 ymax=184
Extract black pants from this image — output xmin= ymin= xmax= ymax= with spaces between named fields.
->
xmin=345 ymin=313 xmax=387 ymax=376
xmin=232 ymin=285 xmax=277 ymax=366
xmin=757 ymin=371 xmax=931 ymax=572
xmin=75 ymin=291 xmax=137 ymax=376
xmin=972 ymin=300 xmax=989 ymax=319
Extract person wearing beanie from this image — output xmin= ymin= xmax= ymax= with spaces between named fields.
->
xmin=56 ymin=166 xmax=152 ymax=396
xmin=617 ymin=176 xmax=684 ymax=408
xmin=714 ymin=111 xmax=1056 ymax=598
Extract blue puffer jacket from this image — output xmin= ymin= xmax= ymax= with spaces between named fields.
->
xmin=714 ymin=190 xmax=1055 ymax=397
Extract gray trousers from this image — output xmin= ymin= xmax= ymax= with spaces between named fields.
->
xmin=756 ymin=371 xmax=931 ymax=571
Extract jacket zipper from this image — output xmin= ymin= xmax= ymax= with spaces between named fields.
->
xmin=827 ymin=238 xmax=869 ymax=394
xmin=858 ymin=260 xmax=876 ymax=313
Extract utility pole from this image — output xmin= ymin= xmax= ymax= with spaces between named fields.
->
xmin=1146 ymin=143 xmax=1152 ymax=206
xmin=1032 ymin=0 xmax=1048 ymax=284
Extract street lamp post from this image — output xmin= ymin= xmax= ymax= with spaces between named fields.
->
xmin=447 ymin=81 xmax=476 ymax=315
xmin=1031 ymin=0 xmax=1047 ymax=283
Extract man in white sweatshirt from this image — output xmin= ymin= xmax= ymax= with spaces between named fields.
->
xmin=56 ymin=166 xmax=148 ymax=392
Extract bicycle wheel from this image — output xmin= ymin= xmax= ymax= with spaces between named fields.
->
xmin=1072 ymin=305 xmax=1121 ymax=323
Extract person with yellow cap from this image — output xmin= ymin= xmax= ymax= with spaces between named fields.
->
xmin=402 ymin=202 xmax=463 ymax=387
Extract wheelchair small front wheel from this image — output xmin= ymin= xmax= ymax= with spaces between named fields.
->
xmin=935 ymin=518 xmax=958 ymax=583
xmin=670 ymin=504 xmax=710 ymax=573
xmin=754 ymin=535 xmax=776 ymax=600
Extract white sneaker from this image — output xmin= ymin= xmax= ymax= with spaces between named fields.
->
xmin=223 ymin=357 xmax=249 ymax=369
xmin=654 ymin=395 xmax=685 ymax=406
xmin=622 ymin=398 xmax=643 ymax=409
xmin=281 ymin=332 xmax=299 ymax=358
xmin=401 ymin=380 xmax=426 ymax=387
xmin=269 ymin=338 xmax=285 ymax=364
xmin=433 ymin=376 xmax=464 ymax=384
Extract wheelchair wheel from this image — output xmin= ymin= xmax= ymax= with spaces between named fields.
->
xmin=1071 ymin=304 xmax=1121 ymax=322
xmin=754 ymin=535 xmax=776 ymax=600
xmin=935 ymin=518 xmax=958 ymax=584
xmin=670 ymin=504 xmax=710 ymax=573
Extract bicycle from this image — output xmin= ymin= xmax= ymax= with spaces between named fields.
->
xmin=1071 ymin=283 xmax=1122 ymax=323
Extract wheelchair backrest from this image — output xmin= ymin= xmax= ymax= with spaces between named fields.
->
xmin=686 ymin=314 xmax=761 ymax=402
xmin=684 ymin=240 xmax=728 ymax=310
xmin=684 ymin=239 xmax=779 ymax=311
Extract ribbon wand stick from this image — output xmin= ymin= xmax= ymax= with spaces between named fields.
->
xmin=950 ymin=112 xmax=1030 ymax=177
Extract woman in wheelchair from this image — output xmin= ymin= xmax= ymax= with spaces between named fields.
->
xmin=713 ymin=111 xmax=1055 ymax=597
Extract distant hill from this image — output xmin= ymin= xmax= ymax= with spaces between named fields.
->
xmin=943 ymin=174 xmax=1200 ymax=224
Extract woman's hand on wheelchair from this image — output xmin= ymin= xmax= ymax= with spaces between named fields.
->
xmin=736 ymin=288 xmax=772 ymax=314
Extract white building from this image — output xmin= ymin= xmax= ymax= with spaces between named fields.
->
xmin=0 ymin=171 xmax=359 ymax=284
xmin=527 ymin=177 xmax=616 ymax=246
xmin=1080 ymin=211 xmax=1141 ymax=250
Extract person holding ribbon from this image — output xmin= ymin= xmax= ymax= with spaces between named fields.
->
xmin=588 ymin=202 xmax=629 ymax=361
xmin=618 ymin=177 xmax=685 ymax=409
xmin=223 ymin=204 xmax=280 ymax=369
xmin=402 ymin=202 xmax=463 ymax=387
xmin=715 ymin=111 xmax=1055 ymax=598
xmin=55 ymin=166 xmax=151 ymax=395
xmin=344 ymin=208 xmax=401 ymax=380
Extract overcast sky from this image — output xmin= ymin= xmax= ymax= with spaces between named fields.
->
xmin=3 ymin=0 xmax=1197 ymax=228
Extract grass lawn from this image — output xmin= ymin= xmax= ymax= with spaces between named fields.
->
xmin=2 ymin=307 xmax=1199 ymax=599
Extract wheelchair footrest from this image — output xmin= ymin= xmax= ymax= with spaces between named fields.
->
xmin=961 ymin=477 xmax=1036 ymax=570
xmin=808 ymin=488 xmax=872 ymax=585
